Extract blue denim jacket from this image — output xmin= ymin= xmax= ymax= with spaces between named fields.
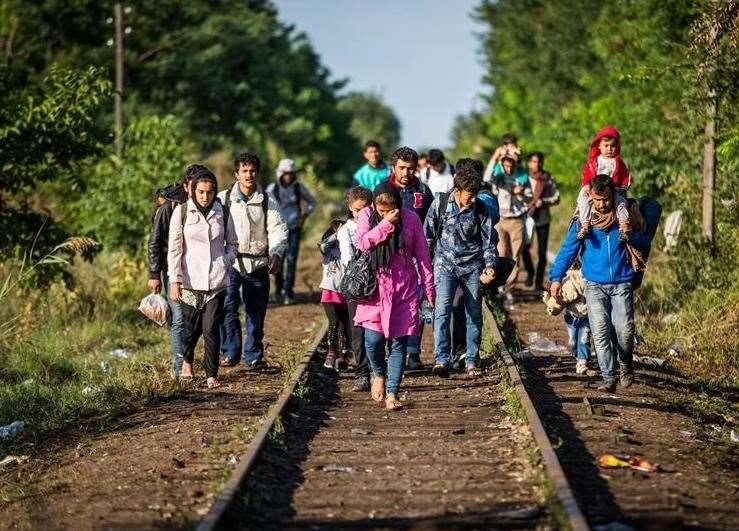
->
xmin=424 ymin=194 xmax=498 ymax=275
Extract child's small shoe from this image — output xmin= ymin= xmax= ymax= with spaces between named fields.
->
xmin=575 ymin=359 xmax=588 ymax=375
xmin=576 ymin=223 xmax=590 ymax=240
xmin=324 ymin=351 xmax=337 ymax=370
xmin=618 ymin=221 xmax=631 ymax=242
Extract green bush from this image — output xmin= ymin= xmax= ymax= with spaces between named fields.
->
xmin=73 ymin=115 xmax=194 ymax=253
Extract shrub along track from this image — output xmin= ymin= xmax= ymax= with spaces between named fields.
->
xmin=0 ymin=296 xmax=324 ymax=530
xmin=199 ymin=302 xmax=589 ymax=530
xmin=504 ymin=289 xmax=739 ymax=530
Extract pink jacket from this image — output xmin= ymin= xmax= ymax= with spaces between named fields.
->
xmin=168 ymin=199 xmax=238 ymax=291
xmin=353 ymin=207 xmax=435 ymax=338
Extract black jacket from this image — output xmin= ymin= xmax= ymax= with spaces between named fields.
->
xmin=148 ymin=183 xmax=187 ymax=280
xmin=389 ymin=174 xmax=435 ymax=223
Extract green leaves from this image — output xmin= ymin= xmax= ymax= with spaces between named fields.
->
xmin=74 ymin=115 xmax=193 ymax=253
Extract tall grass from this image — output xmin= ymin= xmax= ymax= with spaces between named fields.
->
xmin=0 ymin=249 xmax=176 ymax=450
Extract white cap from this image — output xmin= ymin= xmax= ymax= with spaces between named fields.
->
xmin=276 ymin=158 xmax=299 ymax=178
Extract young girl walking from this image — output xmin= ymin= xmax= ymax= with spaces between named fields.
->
xmin=168 ymin=167 xmax=238 ymax=388
xmin=319 ymin=219 xmax=350 ymax=371
xmin=353 ymin=181 xmax=435 ymax=411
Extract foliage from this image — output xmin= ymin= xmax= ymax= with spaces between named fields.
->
xmin=460 ymin=0 xmax=739 ymax=384
xmin=0 ymin=64 xmax=110 ymax=256
xmin=0 ymin=0 xmax=361 ymax=185
xmin=337 ymin=91 xmax=402 ymax=153
xmin=72 ymin=115 xmax=193 ymax=252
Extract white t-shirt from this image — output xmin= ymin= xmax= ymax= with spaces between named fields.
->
xmin=596 ymin=156 xmax=616 ymax=178
xmin=422 ymin=161 xmax=455 ymax=195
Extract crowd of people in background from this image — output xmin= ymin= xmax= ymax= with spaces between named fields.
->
xmin=147 ymin=126 xmax=659 ymax=405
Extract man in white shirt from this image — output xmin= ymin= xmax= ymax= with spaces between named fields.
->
xmin=420 ymin=149 xmax=455 ymax=197
xmin=219 ymin=152 xmax=289 ymax=371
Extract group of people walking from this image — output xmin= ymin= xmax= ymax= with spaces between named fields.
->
xmin=148 ymin=155 xmax=316 ymax=388
xmin=147 ymin=125 xmax=658 ymax=405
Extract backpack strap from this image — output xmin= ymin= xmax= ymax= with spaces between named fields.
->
xmin=431 ymin=192 xmax=451 ymax=252
xmin=180 ymin=199 xmax=188 ymax=226
xmin=262 ymin=192 xmax=269 ymax=233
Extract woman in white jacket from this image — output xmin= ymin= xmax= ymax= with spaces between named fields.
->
xmin=336 ymin=186 xmax=373 ymax=392
xmin=168 ymin=168 xmax=238 ymax=387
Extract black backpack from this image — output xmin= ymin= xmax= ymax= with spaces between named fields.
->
xmin=339 ymin=250 xmax=377 ymax=302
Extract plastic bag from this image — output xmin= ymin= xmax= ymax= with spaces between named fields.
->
xmin=138 ymin=293 xmax=169 ymax=327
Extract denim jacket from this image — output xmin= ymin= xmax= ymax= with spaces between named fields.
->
xmin=424 ymin=195 xmax=498 ymax=275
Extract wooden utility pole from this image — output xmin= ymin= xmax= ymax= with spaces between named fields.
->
xmin=702 ymin=94 xmax=716 ymax=242
xmin=114 ymin=3 xmax=124 ymax=159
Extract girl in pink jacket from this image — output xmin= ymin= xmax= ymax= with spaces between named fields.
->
xmin=354 ymin=182 xmax=435 ymax=410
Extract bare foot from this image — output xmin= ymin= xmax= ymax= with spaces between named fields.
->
xmin=371 ymin=376 xmax=386 ymax=402
xmin=207 ymin=377 xmax=220 ymax=389
xmin=385 ymin=393 xmax=403 ymax=411
xmin=181 ymin=361 xmax=194 ymax=379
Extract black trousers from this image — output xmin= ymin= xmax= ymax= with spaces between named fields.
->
xmin=522 ymin=223 xmax=550 ymax=288
xmin=346 ymin=301 xmax=369 ymax=377
xmin=181 ymin=291 xmax=226 ymax=378
xmin=323 ymin=302 xmax=349 ymax=354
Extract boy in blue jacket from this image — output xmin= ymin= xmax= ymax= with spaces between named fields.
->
xmin=549 ymin=175 xmax=650 ymax=392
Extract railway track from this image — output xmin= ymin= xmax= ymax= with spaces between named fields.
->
xmin=196 ymin=301 xmax=589 ymax=530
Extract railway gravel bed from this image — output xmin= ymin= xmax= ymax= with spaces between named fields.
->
xmin=220 ymin=324 xmax=556 ymax=530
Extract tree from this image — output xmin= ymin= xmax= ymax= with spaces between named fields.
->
xmin=337 ymin=91 xmax=402 ymax=152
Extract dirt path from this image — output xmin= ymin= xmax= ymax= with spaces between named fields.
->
xmin=0 ymin=295 xmax=323 ymax=530
xmin=225 ymin=330 xmax=554 ymax=529
xmin=507 ymin=292 xmax=739 ymax=529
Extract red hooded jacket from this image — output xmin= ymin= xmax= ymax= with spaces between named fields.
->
xmin=581 ymin=125 xmax=631 ymax=188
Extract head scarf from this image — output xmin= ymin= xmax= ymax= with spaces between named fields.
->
xmin=368 ymin=181 xmax=403 ymax=269
xmin=190 ymin=167 xmax=218 ymax=218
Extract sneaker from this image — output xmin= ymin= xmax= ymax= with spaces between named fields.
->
xmin=619 ymin=362 xmax=634 ymax=388
xmin=432 ymin=363 xmax=449 ymax=378
xmin=575 ymin=359 xmax=588 ymax=375
xmin=597 ymin=378 xmax=617 ymax=393
xmin=406 ymin=355 xmax=424 ymax=371
xmin=324 ymin=351 xmax=337 ymax=370
xmin=466 ymin=365 xmax=482 ymax=377
xmin=334 ymin=356 xmax=348 ymax=372
xmin=576 ymin=224 xmax=589 ymax=241
xmin=245 ymin=358 xmax=268 ymax=372
xmin=352 ymin=375 xmax=370 ymax=392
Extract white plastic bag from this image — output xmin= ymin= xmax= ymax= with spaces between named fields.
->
xmin=138 ymin=293 xmax=170 ymax=327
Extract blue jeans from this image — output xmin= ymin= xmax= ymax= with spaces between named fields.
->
xmin=276 ymin=226 xmax=301 ymax=298
xmin=364 ymin=329 xmax=409 ymax=395
xmin=564 ymin=313 xmax=591 ymax=361
xmin=220 ymin=266 xmax=270 ymax=365
xmin=585 ymin=281 xmax=635 ymax=380
xmin=163 ymin=274 xmax=185 ymax=375
xmin=433 ymin=266 xmax=483 ymax=367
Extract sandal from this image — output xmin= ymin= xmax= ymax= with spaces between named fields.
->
xmin=207 ymin=377 xmax=220 ymax=389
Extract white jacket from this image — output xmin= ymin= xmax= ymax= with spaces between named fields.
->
xmin=168 ymin=199 xmax=238 ymax=291
xmin=337 ymin=218 xmax=358 ymax=266
xmin=217 ymin=183 xmax=289 ymax=274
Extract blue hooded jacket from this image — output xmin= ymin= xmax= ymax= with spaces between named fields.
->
xmin=549 ymin=219 xmax=651 ymax=285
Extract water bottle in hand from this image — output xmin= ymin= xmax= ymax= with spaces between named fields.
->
xmin=421 ymin=301 xmax=434 ymax=325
